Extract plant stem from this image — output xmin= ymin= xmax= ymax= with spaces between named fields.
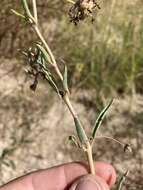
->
xmin=24 ymin=0 xmax=95 ymax=175
xmin=33 ymin=22 xmax=95 ymax=175
xmin=64 ymin=94 xmax=77 ymax=118
xmin=32 ymin=0 xmax=38 ymax=24
xmin=64 ymin=94 xmax=95 ymax=174
xmin=86 ymin=141 xmax=95 ymax=175
xmin=30 ymin=2 xmax=63 ymax=82
xmin=33 ymin=25 xmax=63 ymax=81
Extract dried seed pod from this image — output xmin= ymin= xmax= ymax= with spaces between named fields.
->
xmin=124 ymin=144 xmax=132 ymax=153
xmin=30 ymin=75 xmax=38 ymax=91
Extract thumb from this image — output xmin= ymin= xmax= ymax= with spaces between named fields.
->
xmin=69 ymin=174 xmax=110 ymax=190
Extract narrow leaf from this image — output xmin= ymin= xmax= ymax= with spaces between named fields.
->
xmin=63 ymin=65 xmax=69 ymax=92
xmin=11 ymin=9 xmax=26 ymax=19
xmin=21 ymin=0 xmax=33 ymax=19
xmin=74 ymin=117 xmax=88 ymax=144
xmin=68 ymin=135 xmax=79 ymax=147
xmin=36 ymin=44 xmax=52 ymax=65
xmin=116 ymin=170 xmax=129 ymax=190
xmin=92 ymin=99 xmax=113 ymax=138
xmin=44 ymin=71 xmax=59 ymax=95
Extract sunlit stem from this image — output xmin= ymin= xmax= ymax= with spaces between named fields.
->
xmin=86 ymin=142 xmax=95 ymax=175
xmin=20 ymin=0 xmax=95 ymax=176
xmin=66 ymin=0 xmax=75 ymax=4
xmin=32 ymin=0 xmax=38 ymax=24
xmin=64 ymin=94 xmax=95 ymax=175
xmin=33 ymin=25 xmax=63 ymax=81
xmin=31 ymin=2 xmax=63 ymax=82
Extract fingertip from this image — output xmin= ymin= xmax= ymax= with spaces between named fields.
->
xmin=95 ymin=162 xmax=117 ymax=187
xmin=69 ymin=175 xmax=110 ymax=190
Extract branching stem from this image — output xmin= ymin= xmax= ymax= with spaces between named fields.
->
xmin=64 ymin=95 xmax=95 ymax=175
xmin=33 ymin=25 xmax=63 ymax=81
xmin=27 ymin=0 xmax=95 ymax=175
xmin=34 ymin=22 xmax=95 ymax=174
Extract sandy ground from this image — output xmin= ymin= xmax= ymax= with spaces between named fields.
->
xmin=0 ymin=59 xmax=143 ymax=189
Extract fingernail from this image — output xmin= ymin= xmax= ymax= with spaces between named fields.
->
xmin=69 ymin=175 xmax=109 ymax=190
xmin=75 ymin=179 xmax=100 ymax=190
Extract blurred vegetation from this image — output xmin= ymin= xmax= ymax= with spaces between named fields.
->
xmin=55 ymin=0 xmax=143 ymax=98
xmin=0 ymin=0 xmax=143 ymax=102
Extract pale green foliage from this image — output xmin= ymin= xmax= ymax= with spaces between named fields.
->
xmin=74 ymin=117 xmax=88 ymax=144
xmin=36 ymin=44 xmax=53 ymax=65
xmin=92 ymin=100 xmax=113 ymax=138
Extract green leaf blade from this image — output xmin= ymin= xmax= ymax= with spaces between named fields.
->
xmin=92 ymin=99 xmax=113 ymax=138
xmin=36 ymin=44 xmax=52 ymax=65
xmin=21 ymin=0 xmax=33 ymax=19
xmin=116 ymin=170 xmax=129 ymax=190
xmin=11 ymin=9 xmax=26 ymax=19
xmin=44 ymin=71 xmax=59 ymax=94
xmin=74 ymin=117 xmax=88 ymax=144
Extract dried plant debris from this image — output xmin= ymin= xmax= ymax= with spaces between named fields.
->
xmin=68 ymin=0 xmax=100 ymax=25
xmin=21 ymin=46 xmax=44 ymax=91
xmin=21 ymin=45 xmax=59 ymax=93
xmin=124 ymin=144 xmax=132 ymax=153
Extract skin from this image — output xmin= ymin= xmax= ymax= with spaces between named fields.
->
xmin=0 ymin=162 xmax=116 ymax=190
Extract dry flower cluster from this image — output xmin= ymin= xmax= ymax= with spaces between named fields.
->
xmin=68 ymin=0 xmax=100 ymax=24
